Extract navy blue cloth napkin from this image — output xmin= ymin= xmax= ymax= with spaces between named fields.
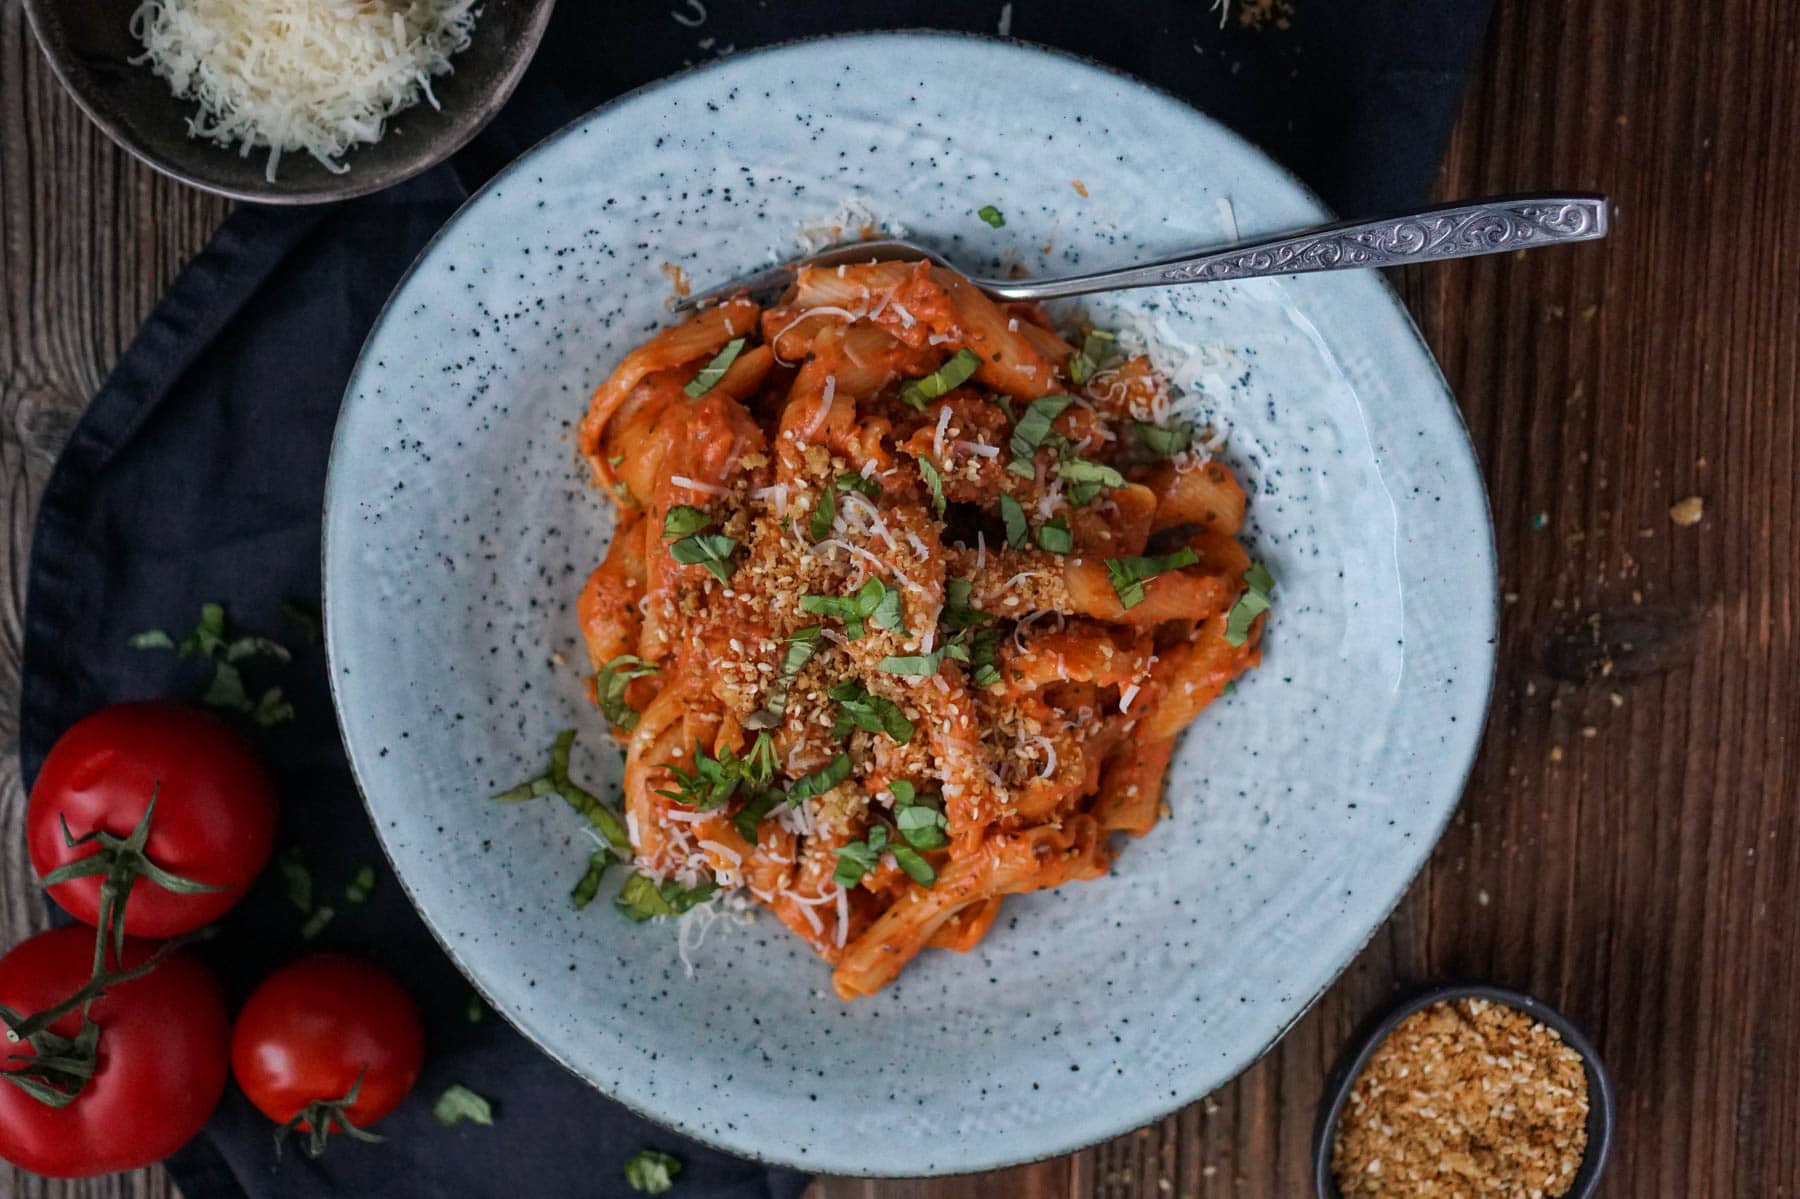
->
xmin=19 ymin=3 xmax=1491 ymax=1195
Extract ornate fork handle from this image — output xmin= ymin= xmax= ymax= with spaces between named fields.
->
xmin=982 ymin=195 xmax=1609 ymax=301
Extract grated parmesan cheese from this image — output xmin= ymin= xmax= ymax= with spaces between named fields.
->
xmin=131 ymin=0 xmax=479 ymax=182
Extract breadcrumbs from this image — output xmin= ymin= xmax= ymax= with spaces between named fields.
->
xmin=1332 ymin=997 xmax=1589 ymax=1199
xmin=1668 ymin=496 xmax=1704 ymax=526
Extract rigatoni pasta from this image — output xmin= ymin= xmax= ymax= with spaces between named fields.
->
xmin=575 ymin=259 xmax=1268 ymax=999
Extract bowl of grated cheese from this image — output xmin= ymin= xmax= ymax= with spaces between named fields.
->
xmin=22 ymin=0 xmax=556 ymax=203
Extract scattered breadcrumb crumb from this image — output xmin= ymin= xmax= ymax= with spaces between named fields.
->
xmin=1669 ymin=496 xmax=1704 ymax=526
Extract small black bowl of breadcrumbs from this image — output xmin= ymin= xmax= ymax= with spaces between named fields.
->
xmin=1313 ymin=984 xmax=1615 ymax=1199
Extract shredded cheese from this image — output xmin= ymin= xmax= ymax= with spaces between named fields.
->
xmin=130 ymin=0 xmax=479 ymax=182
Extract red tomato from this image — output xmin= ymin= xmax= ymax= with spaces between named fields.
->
xmin=0 ymin=926 xmax=230 ymax=1178
xmin=29 ymin=702 xmax=276 ymax=937
xmin=231 ymin=955 xmax=425 ymax=1151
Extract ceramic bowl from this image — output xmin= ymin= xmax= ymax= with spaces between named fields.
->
xmin=22 ymin=0 xmax=555 ymax=203
xmin=323 ymin=32 xmax=1497 ymax=1175
xmin=1312 ymin=983 xmax=1616 ymax=1198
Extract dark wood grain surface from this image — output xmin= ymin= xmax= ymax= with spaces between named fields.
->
xmin=4 ymin=0 xmax=1797 ymax=1195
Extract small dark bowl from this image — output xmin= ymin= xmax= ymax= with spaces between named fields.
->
xmin=22 ymin=0 xmax=556 ymax=204
xmin=1313 ymin=983 xmax=1615 ymax=1199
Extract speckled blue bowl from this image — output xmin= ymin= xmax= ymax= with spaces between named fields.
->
xmin=323 ymin=32 xmax=1496 ymax=1176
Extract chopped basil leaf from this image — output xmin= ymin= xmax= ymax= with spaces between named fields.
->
xmin=943 ymin=577 xmax=991 ymax=630
xmin=1007 ymin=394 xmax=1074 ymax=477
xmin=732 ymin=789 xmax=784 ymax=844
xmin=1133 ymin=418 xmax=1195 ymax=457
xmin=570 ymin=850 xmax=612 ymax=909
xmin=1067 ymin=482 xmax=1101 ymax=507
xmin=991 ymin=394 xmax=1016 ymax=422
xmin=870 ymin=582 xmax=908 ymax=635
xmin=625 ymin=1148 xmax=683 ymax=1195
xmin=616 ymin=873 xmax=719 ymax=922
xmin=494 ymin=731 xmax=632 ymax=859
xmin=1103 ymin=547 xmax=1201 ymax=610
xmin=746 ymin=732 xmax=780 ymax=786
xmin=800 ymin=577 xmax=887 ymax=639
xmin=1224 ymin=560 xmax=1276 ymax=646
xmin=663 ymin=505 xmax=711 ymax=540
xmin=876 ymin=645 xmax=952 ymax=677
xmin=810 ymin=477 xmax=838 ymax=541
xmin=597 ymin=654 xmax=659 ymax=732
xmin=202 ymin=662 xmax=249 ymax=712
xmin=838 ymin=471 xmax=880 ymax=498
xmin=1067 ymin=327 xmax=1116 ymax=384
xmin=278 ymin=848 xmax=312 ymax=913
xmin=786 ymin=753 xmax=852 ymax=806
xmin=128 ymin=629 xmax=174 ymax=650
xmin=655 ymin=743 xmax=744 ymax=811
xmin=1035 ymin=516 xmax=1073 ymax=555
xmin=181 ymin=603 xmax=227 ymax=658
xmin=828 ymin=680 xmax=915 ymax=744
xmin=252 ymin=687 xmax=295 ymax=727
xmin=1057 ymin=458 xmax=1125 ymax=488
xmin=999 ymin=493 xmax=1030 ymax=549
xmin=299 ymin=905 xmax=334 ymax=941
xmin=890 ymin=844 xmax=937 ymax=887
xmin=344 ymin=866 xmax=376 ymax=904
xmin=968 ymin=626 xmax=1002 ymax=688
xmin=432 ymin=1084 xmax=494 ymax=1128
xmin=683 ymin=337 xmax=745 ymax=397
xmin=466 ymin=992 xmax=488 ymax=1023
xmin=833 ymin=826 xmax=886 ymax=887
xmin=668 ymin=532 xmax=739 ymax=583
xmin=899 ymin=348 xmax=982 ymax=411
xmin=894 ymin=788 xmax=950 ymax=850
xmin=225 ymin=635 xmax=292 ymax=664
xmin=745 ymin=627 xmax=820 ymax=730
xmin=977 ymin=205 xmax=1005 ymax=228
xmin=917 ymin=455 xmax=947 ymax=519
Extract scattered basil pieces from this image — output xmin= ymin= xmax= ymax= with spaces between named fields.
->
xmin=493 ymin=731 xmax=633 ymax=906
xmin=1133 ymin=418 xmax=1196 ymax=457
xmin=1067 ymin=327 xmax=1115 ymax=384
xmin=1057 ymin=458 xmax=1125 ymax=489
xmin=663 ymin=505 xmax=712 ymax=540
xmin=278 ymin=848 xmax=312 ymax=914
xmin=466 ymin=992 xmax=488 ymax=1023
xmin=732 ymin=790 xmax=784 ymax=844
xmin=876 ymin=644 xmax=954 ymax=677
xmin=870 ymin=583 xmax=907 ymax=635
xmin=299 ymin=905 xmax=334 ymax=941
xmin=899 ymin=348 xmax=982 ymax=411
xmin=202 ymin=662 xmax=249 ymax=712
xmin=432 ymin=1084 xmax=494 ymax=1128
xmin=999 ymin=493 xmax=1030 ymax=550
xmin=890 ymin=844 xmax=937 ymax=886
xmin=744 ymin=626 xmax=821 ymax=730
xmin=837 ymin=471 xmax=881 ymax=498
xmin=683 ymin=337 xmax=745 ymax=397
xmin=668 ymin=532 xmax=739 ymax=583
xmin=1035 ymin=516 xmax=1073 ymax=555
xmin=968 ymin=626 xmax=1002 ymax=688
xmin=786 ymin=753 xmax=852 ymax=806
xmin=343 ymin=866 xmax=376 ymax=904
xmin=616 ymin=874 xmax=719 ymax=922
xmin=128 ymin=630 xmax=175 ymax=650
xmin=1007 ymin=394 xmax=1074 ymax=477
xmin=1223 ymin=560 xmax=1276 ymax=647
xmin=745 ymin=731 xmax=780 ymax=785
xmin=943 ymin=577 xmax=991 ymax=631
xmin=133 ymin=603 xmax=295 ymax=723
xmin=596 ymin=654 xmax=659 ymax=732
xmin=655 ymin=743 xmax=745 ymax=811
xmin=833 ymin=825 xmax=887 ymax=887
xmin=892 ymin=782 xmax=950 ymax=850
xmin=917 ymin=455 xmax=947 ymax=519
xmin=570 ymin=850 xmax=613 ymax=909
xmin=251 ymin=687 xmax=294 ymax=728
xmin=1103 ymin=548 xmax=1201 ymax=610
xmin=977 ymin=205 xmax=1005 ymax=228
xmin=800 ymin=577 xmax=888 ymax=639
xmin=828 ymin=680 xmax=915 ymax=744
xmin=625 ymin=1148 xmax=683 ymax=1194
xmin=811 ymin=477 xmax=839 ymax=541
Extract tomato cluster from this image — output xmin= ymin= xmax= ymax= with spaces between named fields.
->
xmin=1 ymin=703 xmax=424 ymax=1179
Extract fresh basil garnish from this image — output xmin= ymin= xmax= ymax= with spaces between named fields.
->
xmin=683 ymin=338 xmax=745 ymax=398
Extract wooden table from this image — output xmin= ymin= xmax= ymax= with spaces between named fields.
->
xmin=5 ymin=0 xmax=1797 ymax=1195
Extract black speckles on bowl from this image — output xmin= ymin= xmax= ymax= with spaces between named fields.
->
xmin=1312 ymin=983 xmax=1615 ymax=1199
xmin=21 ymin=0 xmax=556 ymax=204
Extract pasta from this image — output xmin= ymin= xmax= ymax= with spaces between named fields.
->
xmin=575 ymin=260 xmax=1267 ymax=999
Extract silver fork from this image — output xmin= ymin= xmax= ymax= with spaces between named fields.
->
xmin=676 ymin=193 xmax=1608 ymax=311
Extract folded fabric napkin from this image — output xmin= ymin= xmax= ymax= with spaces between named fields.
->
xmin=19 ymin=2 xmax=1490 ymax=1195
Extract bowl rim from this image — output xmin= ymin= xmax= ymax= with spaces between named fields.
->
xmin=1311 ymin=981 xmax=1617 ymax=1199
xmin=19 ymin=0 xmax=558 ymax=205
xmin=323 ymin=28 xmax=1501 ymax=1176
